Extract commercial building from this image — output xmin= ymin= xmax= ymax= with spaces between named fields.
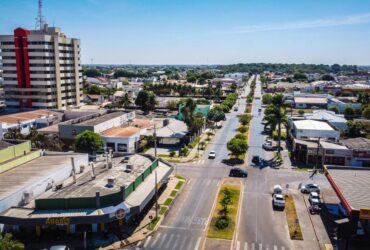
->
xmin=324 ymin=166 xmax=370 ymax=237
xmin=341 ymin=137 xmax=370 ymax=167
xmin=291 ymin=120 xmax=340 ymax=141
xmin=288 ymin=110 xmax=348 ymax=131
xmin=294 ymin=96 xmax=327 ymax=109
xmin=101 ymin=126 xmax=143 ymax=153
xmin=58 ymin=111 xmax=135 ymax=143
xmin=0 ymin=25 xmax=82 ymax=111
xmin=0 ymin=109 xmax=62 ymax=139
xmin=0 ymin=153 xmax=173 ymax=236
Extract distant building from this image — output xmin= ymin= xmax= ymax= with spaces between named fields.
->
xmin=0 ymin=109 xmax=63 ymax=139
xmin=341 ymin=137 xmax=370 ymax=167
xmin=294 ymin=96 xmax=327 ymax=109
xmin=328 ymin=97 xmax=362 ymax=114
xmin=291 ymin=120 xmax=340 ymax=141
xmin=303 ymin=110 xmax=348 ymax=130
xmin=0 ymin=25 xmax=82 ymax=111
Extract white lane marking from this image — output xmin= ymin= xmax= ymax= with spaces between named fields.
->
xmin=194 ymin=237 xmax=201 ymax=250
xmin=164 ymin=233 xmax=175 ymax=249
xmin=143 ymin=236 xmax=152 ymax=248
xmin=150 ymin=233 xmax=161 ymax=247
xmin=157 ymin=233 xmax=167 ymax=248
xmin=136 ymin=241 xmax=142 ymax=246
xmin=259 ymin=243 xmax=262 ymax=250
xmin=172 ymin=234 xmax=181 ymax=249
xmin=244 ymin=242 xmax=248 ymax=250
xmin=273 ymin=246 xmax=277 ymax=250
xmin=236 ymin=241 xmax=240 ymax=250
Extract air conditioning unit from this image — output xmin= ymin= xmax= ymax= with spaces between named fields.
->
xmin=107 ymin=176 xmax=116 ymax=187
xmin=125 ymin=164 xmax=133 ymax=173
xmin=23 ymin=191 xmax=33 ymax=205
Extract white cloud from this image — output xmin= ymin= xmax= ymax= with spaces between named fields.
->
xmin=234 ymin=13 xmax=370 ymax=33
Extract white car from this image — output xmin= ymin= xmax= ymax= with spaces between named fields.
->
xmin=273 ymin=194 xmax=285 ymax=209
xmin=309 ymin=192 xmax=321 ymax=206
xmin=208 ymin=151 xmax=216 ymax=159
xmin=300 ymin=183 xmax=320 ymax=194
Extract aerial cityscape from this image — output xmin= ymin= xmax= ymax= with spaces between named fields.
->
xmin=0 ymin=0 xmax=370 ymax=250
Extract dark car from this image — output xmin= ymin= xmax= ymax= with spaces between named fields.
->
xmin=229 ymin=168 xmax=248 ymax=178
xmin=252 ymin=156 xmax=260 ymax=165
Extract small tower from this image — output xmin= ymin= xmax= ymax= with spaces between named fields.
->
xmin=35 ymin=0 xmax=47 ymax=30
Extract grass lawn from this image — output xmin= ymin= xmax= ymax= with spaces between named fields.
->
xmin=175 ymin=175 xmax=185 ymax=180
xmin=170 ymin=190 xmax=178 ymax=197
xmin=147 ymin=216 xmax=160 ymax=230
xmin=285 ymin=195 xmax=303 ymax=240
xmin=159 ymin=206 xmax=168 ymax=215
xmin=175 ymin=181 xmax=185 ymax=190
xmin=164 ymin=198 xmax=173 ymax=206
xmin=207 ymin=184 xmax=241 ymax=240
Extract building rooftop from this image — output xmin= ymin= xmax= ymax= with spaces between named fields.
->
xmin=320 ymin=141 xmax=348 ymax=150
xmin=326 ymin=166 xmax=370 ymax=211
xmin=294 ymin=97 xmax=327 ymax=104
xmin=0 ymin=110 xmax=60 ymax=124
xmin=293 ymin=120 xmax=334 ymax=131
xmin=45 ymin=154 xmax=152 ymax=198
xmin=341 ymin=137 xmax=370 ymax=150
xmin=0 ymin=153 xmax=86 ymax=200
xmin=155 ymin=119 xmax=188 ymax=138
xmin=102 ymin=127 xmax=141 ymax=137
xmin=304 ymin=110 xmax=347 ymax=123
xmin=77 ymin=112 xmax=127 ymax=126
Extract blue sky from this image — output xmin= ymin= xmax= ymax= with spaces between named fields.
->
xmin=1 ymin=0 xmax=370 ymax=65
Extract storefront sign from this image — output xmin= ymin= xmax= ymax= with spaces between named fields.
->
xmin=359 ymin=209 xmax=370 ymax=220
xmin=45 ymin=217 xmax=70 ymax=225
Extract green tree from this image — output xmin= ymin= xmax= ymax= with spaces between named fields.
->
xmin=263 ymin=94 xmax=287 ymax=153
xmin=344 ymin=106 xmax=355 ymax=117
xmin=320 ymin=74 xmax=335 ymax=81
xmin=362 ymin=106 xmax=370 ymax=119
xmin=181 ymin=98 xmax=197 ymax=128
xmin=329 ymin=106 xmax=339 ymax=114
xmin=239 ymin=114 xmax=251 ymax=126
xmin=75 ymin=130 xmax=102 ymax=153
xmin=207 ymin=107 xmax=226 ymax=124
xmin=120 ymin=93 xmax=133 ymax=108
xmin=189 ymin=112 xmax=205 ymax=134
xmin=293 ymin=72 xmax=308 ymax=81
xmin=262 ymin=94 xmax=273 ymax=105
xmin=0 ymin=233 xmax=24 ymax=250
xmin=347 ymin=120 xmax=364 ymax=138
xmin=4 ymin=127 xmax=24 ymax=140
xmin=227 ymin=137 xmax=248 ymax=157
xmin=135 ymin=90 xmax=157 ymax=114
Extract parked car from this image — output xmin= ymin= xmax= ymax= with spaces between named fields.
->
xmin=273 ymin=194 xmax=285 ymax=209
xmin=273 ymin=184 xmax=283 ymax=195
xmin=229 ymin=168 xmax=248 ymax=178
xmin=208 ymin=151 xmax=216 ymax=159
xmin=262 ymin=142 xmax=273 ymax=150
xmin=234 ymin=106 xmax=238 ymax=111
xmin=300 ymin=183 xmax=320 ymax=194
xmin=309 ymin=192 xmax=321 ymax=206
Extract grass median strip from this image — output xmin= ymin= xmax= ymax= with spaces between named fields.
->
xmin=159 ymin=206 xmax=168 ymax=215
xmin=147 ymin=216 xmax=160 ymax=230
xmin=175 ymin=180 xmax=185 ymax=190
xmin=207 ymin=183 xmax=241 ymax=240
xmin=285 ymin=195 xmax=303 ymax=240
xmin=164 ymin=198 xmax=173 ymax=206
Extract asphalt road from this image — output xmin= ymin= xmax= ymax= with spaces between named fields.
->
xmin=139 ymin=77 xmax=256 ymax=250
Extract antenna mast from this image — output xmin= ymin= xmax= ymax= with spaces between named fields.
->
xmin=35 ymin=0 xmax=46 ymax=30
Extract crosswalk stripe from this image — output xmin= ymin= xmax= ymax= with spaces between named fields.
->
xmin=178 ymin=235 xmax=188 ymax=250
xmin=206 ymin=179 xmax=211 ymax=186
xmin=259 ymin=243 xmax=262 ymax=250
xmin=157 ymin=233 xmax=167 ymax=248
xmin=266 ymin=244 xmax=269 ymax=250
xmin=251 ymin=242 xmax=255 ymax=250
xmin=136 ymin=241 xmax=142 ymax=246
xmin=244 ymin=242 xmax=248 ymax=250
xmin=194 ymin=237 xmax=201 ymax=250
xmin=172 ymin=234 xmax=181 ymax=249
xmin=236 ymin=241 xmax=240 ymax=250
xmin=281 ymin=247 xmax=285 ymax=250
xmin=143 ymin=236 xmax=152 ymax=248
xmin=274 ymin=246 xmax=277 ymax=250
xmin=150 ymin=233 xmax=161 ymax=247
xmin=164 ymin=234 xmax=174 ymax=249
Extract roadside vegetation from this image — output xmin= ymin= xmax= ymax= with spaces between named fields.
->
xmin=285 ymin=195 xmax=303 ymax=240
xmin=207 ymin=184 xmax=241 ymax=240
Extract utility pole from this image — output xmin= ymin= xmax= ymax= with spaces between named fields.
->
xmin=155 ymin=171 xmax=158 ymax=218
xmin=315 ymin=137 xmax=321 ymax=170
xmin=154 ymin=124 xmax=157 ymax=158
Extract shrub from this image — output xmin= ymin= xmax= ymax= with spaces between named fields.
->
xmin=238 ymin=126 xmax=248 ymax=133
xmin=298 ymin=110 xmax=305 ymax=116
xmin=169 ymin=151 xmax=176 ymax=157
xmin=239 ymin=114 xmax=251 ymax=126
xmin=179 ymin=146 xmax=189 ymax=156
xmin=215 ymin=216 xmax=230 ymax=230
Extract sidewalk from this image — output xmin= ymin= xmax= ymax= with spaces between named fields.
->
xmin=101 ymin=175 xmax=183 ymax=249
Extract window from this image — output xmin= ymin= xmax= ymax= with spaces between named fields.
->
xmin=117 ymin=143 xmax=128 ymax=152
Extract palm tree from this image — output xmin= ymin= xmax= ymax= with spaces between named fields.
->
xmin=263 ymin=94 xmax=287 ymax=154
xmin=181 ymin=98 xmax=197 ymax=129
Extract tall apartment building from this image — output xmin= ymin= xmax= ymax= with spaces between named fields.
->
xmin=0 ymin=25 xmax=82 ymax=111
